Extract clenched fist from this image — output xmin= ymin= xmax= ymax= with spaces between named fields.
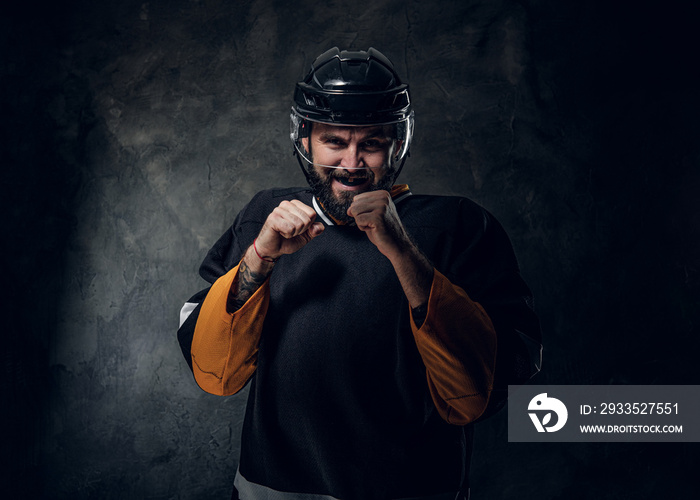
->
xmin=346 ymin=190 xmax=412 ymax=261
xmin=255 ymin=200 xmax=325 ymax=261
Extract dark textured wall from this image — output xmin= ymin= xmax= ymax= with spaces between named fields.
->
xmin=3 ymin=0 xmax=698 ymax=498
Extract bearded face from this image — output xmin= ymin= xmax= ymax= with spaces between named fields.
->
xmin=304 ymin=123 xmax=398 ymax=223
xmin=306 ymin=165 xmax=394 ymax=224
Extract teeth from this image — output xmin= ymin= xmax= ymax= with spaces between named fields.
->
xmin=338 ymin=176 xmax=367 ymax=186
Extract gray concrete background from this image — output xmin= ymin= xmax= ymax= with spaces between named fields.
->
xmin=2 ymin=0 xmax=698 ymax=498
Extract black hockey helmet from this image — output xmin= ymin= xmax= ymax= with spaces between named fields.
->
xmin=290 ymin=47 xmax=414 ymax=177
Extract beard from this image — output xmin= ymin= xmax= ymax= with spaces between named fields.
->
xmin=307 ymin=166 xmax=395 ymax=224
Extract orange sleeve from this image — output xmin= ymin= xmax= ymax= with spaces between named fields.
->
xmin=191 ymin=263 xmax=269 ymax=396
xmin=410 ymin=269 xmax=497 ymax=425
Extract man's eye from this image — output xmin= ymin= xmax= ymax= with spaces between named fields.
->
xmin=361 ymin=140 xmax=386 ymax=151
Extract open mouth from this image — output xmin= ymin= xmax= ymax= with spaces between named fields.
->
xmin=335 ymin=175 xmax=369 ymax=187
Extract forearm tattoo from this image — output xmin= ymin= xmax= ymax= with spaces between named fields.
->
xmin=227 ymin=258 xmax=272 ymax=313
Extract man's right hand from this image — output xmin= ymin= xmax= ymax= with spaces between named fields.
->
xmin=254 ymin=200 xmax=325 ymax=261
xmin=228 ymin=200 xmax=324 ymax=313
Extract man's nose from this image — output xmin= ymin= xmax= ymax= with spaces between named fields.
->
xmin=339 ymin=145 xmax=365 ymax=171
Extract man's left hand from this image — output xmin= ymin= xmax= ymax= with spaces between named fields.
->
xmin=347 ymin=189 xmax=433 ymax=308
xmin=347 ymin=190 xmax=412 ymax=261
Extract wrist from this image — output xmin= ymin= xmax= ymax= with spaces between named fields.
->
xmin=253 ymin=238 xmax=280 ymax=263
xmin=243 ymin=244 xmax=276 ymax=274
xmin=383 ymin=234 xmax=418 ymax=266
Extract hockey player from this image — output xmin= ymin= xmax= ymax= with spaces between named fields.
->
xmin=178 ymin=47 xmax=541 ymax=499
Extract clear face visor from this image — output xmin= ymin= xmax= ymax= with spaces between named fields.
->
xmin=290 ymin=109 xmax=414 ymax=171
